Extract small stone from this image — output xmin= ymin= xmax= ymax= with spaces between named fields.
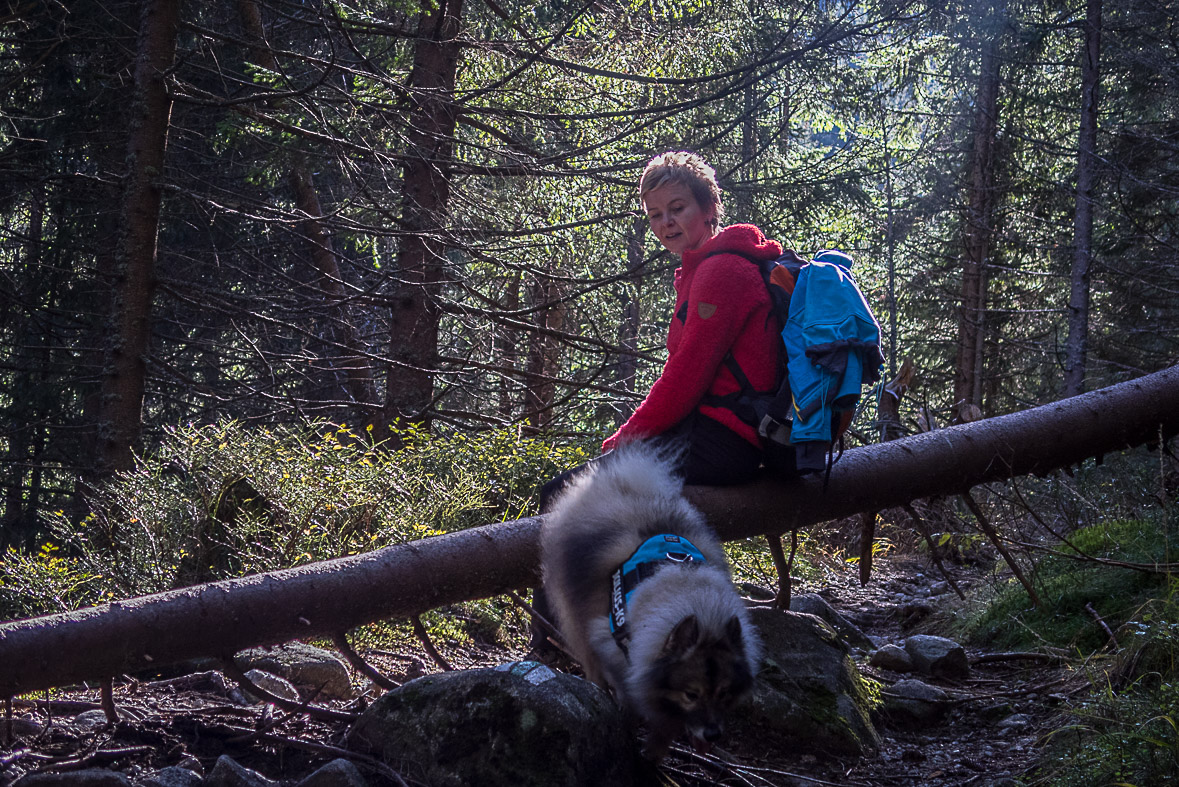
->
xmin=904 ymin=634 xmax=970 ymax=679
xmin=239 ymin=669 xmax=300 ymax=704
xmin=205 ymin=755 xmax=276 ymax=787
xmin=293 ymin=759 xmax=368 ymax=787
xmin=869 ymin=644 xmax=913 ymax=672
xmin=140 ymin=766 xmax=203 ymax=787
xmin=879 ymin=679 xmax=950 ymax=728
xmin=6 ymin=717 xmax=44 ymax=737
xmin=73 ymin=710 xmax=111 ymax=731
xmin=14 ymin=769 xmax=131 ymax=787
xmin=997 ymin=713 xmax=1031 ymax=729
xmin=234 ymin=642 xmax=353 ymax=700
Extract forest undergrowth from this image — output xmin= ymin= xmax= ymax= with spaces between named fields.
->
xmin=2 ymin=422 xmax=1178 ymax=786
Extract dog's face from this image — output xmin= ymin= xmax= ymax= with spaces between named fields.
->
xmin=643 ymin=614 xmax=756 ymax=755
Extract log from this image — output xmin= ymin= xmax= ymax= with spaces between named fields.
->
xmin=3 ymin=365 xmax=1179 ymax=697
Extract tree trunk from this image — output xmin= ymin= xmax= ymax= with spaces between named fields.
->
xmin=614 ymin=217 xmax=646 ymax=418
xmin=237 ymin=0 xmax=378 ymax=415
xmin=1064 ymin=0 xmax=1103 ymax=397
xmin=96 ymin=0 xmax=180 ymax=476
xmin=2 ymin=189 xmax=45 ymax=549
xmin=384 ymin=0 xmax=465 ymax=434
xmin=4 ymin=364 xmax=1179 ymax=697
xmin=954 ymin=2 xmax=1004 ymax=418
xmin=495 ymin=271 xmax=522 ymax=419
xmin=523 ymin=273 xmax=565 ymax=430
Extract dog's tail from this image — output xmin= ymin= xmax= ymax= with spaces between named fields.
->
xmin=583 ymin=441 xmax=686 ymax=504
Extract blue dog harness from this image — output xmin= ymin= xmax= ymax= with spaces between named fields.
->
xmin=609 ymin=534 xmax=707 ymax=654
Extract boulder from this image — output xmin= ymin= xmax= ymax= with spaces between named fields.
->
xmin=789 ymin=593 xmax=876 ymax=651
xmin=903 ymin=635 xmax=970 ymax=679
xmin=731 ymin=607 xmax=881 ymax=756
xmin=233 ymin=642 xmax=352 ymax=700
xmin=346 ymin=661 xmax=650 ymax=787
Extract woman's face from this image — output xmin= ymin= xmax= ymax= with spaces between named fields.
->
xmin=643 ymin=181 xmax=717 ymax=257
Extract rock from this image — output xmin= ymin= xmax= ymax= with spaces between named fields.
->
xmin=139 ymin=766 xmax=204 ymax=787
xmin=6 ymin=716 xmax=44 ymax=737
xmin=346 ymin=661 xmax=649 ymax=786
xmin=789 ymin=593 xmax=876 ymax=651
xmin=152 ymin=671 xmax=235 ymax=698
xmin=237 ymin=669 xmax=301 ymax=704
xmin=738 ymin=582 xmax=776 ymax=603
xmin=879 ymin=678 xmax=950 ymax=727
xmin=234 ymin=643 xmax=353 ymax=700
xmin=14 ymin=769 xmax=131 ymax=787
xmin=903 ymin=634 xmax=970 ymax=679
xmin=293 ymin=759 xmax=368 ymax=787
xmin=731 ymin=607 xmax=881 ymax=756
xmin=997 ymin=713 xmax=1031 ymax=729
xmin=869 ymin=644 xmax=914 ymax=672
xmin=73 ymin=710 xmax=112 ymax=731
xmin=205 ymin=756 xmax=276 ymax=787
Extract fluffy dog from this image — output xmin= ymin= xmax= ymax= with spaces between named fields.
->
xmin=539 ymin=444 xmax=761 ymax=759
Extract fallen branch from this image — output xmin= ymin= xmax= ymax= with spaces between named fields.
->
xmin=411 ymin=615 xmax=453 ymax=672
xmin=331 ymin=633 xmax=399 ymax=691
xmin=970 ymin=651 xmax=1069 ymax=665
xmin=220 ymin=659 xmax=356 ymax=723
xmin=3 ymin=365 xmax=1179 ymax=697
xmin=1085 ymin=602 xmax=1119 ymax=651
xmin=961 ymin=490 xmax=1042 ymax=608
xmin=902 ymin=503 xmax=966 ymax=600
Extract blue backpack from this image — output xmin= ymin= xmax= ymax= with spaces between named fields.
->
xmin=702 ymin=249 xmax=885 ymax=477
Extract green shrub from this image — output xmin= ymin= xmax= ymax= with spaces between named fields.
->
xmin=0 ymin=421 xmax=591 ymax=619
xmin=957 ymin=516 xmax=1176 ymax=654
xmin=1037 ymin=603 xmax=1179 ymax=787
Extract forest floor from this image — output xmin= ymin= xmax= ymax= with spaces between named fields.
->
xmin=2 ymin=545 xmax=1079 ymax=787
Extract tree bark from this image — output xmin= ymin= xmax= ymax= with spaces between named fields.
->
xmin=495 ymin=271 xmax=522 ymax=419
xmin=1064 ymin=0 xmax=1103 ymax=397
xmin=384 ymin=0 xmax=464 ymax=434
xmin=523 ymin=273 xmax=565 ymax=430
xmin=96 ymin=0 xmax=180 ymax=476
xmin=954 ymin=2 xmax=1004 ymax=418
xmin=3 ymin=364 xmax=1179 ymax=697
xmin=615 ymin=217 xmax=646 ymax=415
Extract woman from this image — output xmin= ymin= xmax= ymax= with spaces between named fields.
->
xmin=597 ymin=150 xmax=783 ymax=486
xmin=528 ymin=153 xmax=783 ymax=657
xmin=540 ymin=151 xmax=782 ymax=510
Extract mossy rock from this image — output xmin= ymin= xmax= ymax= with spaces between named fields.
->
xmin=346 ymin=662 xmax=653 ymax=787
xmin=732 ymin=607 xmax=881 ymax=756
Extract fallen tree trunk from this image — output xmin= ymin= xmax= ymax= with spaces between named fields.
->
xmin=3 ymin=365 xmax=1178 ymax=697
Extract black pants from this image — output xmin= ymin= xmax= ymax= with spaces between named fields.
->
xmin=538 ymin=411 xmax=762 ymax=512
xmin=529 ymin=412 xmax=761 ymax=652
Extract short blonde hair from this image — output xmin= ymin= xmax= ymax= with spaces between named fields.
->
xmin=639 ymin=151 xmax=724 ymax=229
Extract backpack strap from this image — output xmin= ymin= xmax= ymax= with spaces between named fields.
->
xmin=695 ymin=250 xmax=796 ymax=428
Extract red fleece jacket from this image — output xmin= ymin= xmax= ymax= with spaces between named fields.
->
xmin=604 ymin=224 xmax=783 ymax=452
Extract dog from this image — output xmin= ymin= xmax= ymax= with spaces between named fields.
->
xmin=539 ymin=443 xmax=761 ymax=759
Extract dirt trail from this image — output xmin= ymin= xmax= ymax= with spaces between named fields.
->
xmin=1 ymin=552 xmax=1073 ymax=787
xmin=701 ymin=553 xmax=1074 ymax=787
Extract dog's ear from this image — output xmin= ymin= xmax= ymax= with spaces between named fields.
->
xmin=724 ymin=616 xmax=743 ymax=648
xmin=663 ymin=614 xmax=701 ymax=656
